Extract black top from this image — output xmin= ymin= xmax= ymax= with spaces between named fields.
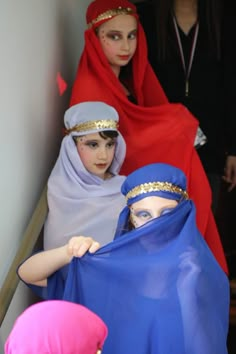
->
xmin=136 ymin=1 xmax=236 ymax=174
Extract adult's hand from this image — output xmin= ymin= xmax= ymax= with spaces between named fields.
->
xmin=222 ymin=155 xmax=236 ymax=191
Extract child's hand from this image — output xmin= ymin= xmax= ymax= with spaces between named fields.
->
xmin=67 ymin=236 xmax=100 ymax=258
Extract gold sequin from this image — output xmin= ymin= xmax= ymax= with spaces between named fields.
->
xmin=65 ymin=119 xmax=118 ymax=134
xmin=87 ymin=7 xmax=136 ymax=28
xmin=126 ymin=182 xmax=188 ymax=202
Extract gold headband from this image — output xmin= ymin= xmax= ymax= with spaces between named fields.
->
xmin=65 ymin=119 xmax=118 ymax=134
xmin=87 ymin=7 xmax=136 ymax=28
xmin=126 ymin=182 xmax=189 ymax=202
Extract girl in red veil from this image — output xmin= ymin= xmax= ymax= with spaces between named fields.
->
xmin=70 ymin=0 xmax=228 ymax=274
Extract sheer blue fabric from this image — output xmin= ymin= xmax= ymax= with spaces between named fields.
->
xmin=25 ymin=163 xmax=230 ymax=354
xmin=58 ymin=201 xmax=229 ymax=354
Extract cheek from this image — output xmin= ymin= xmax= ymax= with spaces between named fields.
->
xmin=77 ymin=147 xmax=92 ymax=166
xmin=130 ymin=40 xmax=137 ymax=54
xmin=130 ymin=214 xmax=144 ymax=228
xmin=99 ymin=31 xmax=111 ymax=46
xmin=135 ymin=221 xmax=145 ymax=228
xmin=104 ymin=45 xmax=117 ymax=59
xmin=134 ymin=219 xmax=145 ymax=228
xmin=101 ymin=34 xmax=109 ymax=43
xmin=108 ymin=147 xmax=115 ymax=159
xmin=99 ymin=39 xmax=117 ymax=58
xmin=77 ymin=143 xmax=84 ymax=154
xmin=100 ymin=36 xmax=108 ymax=46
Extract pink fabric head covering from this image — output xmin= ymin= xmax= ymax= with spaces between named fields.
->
xmin=5 ymin=300 xmax=108 ymax=354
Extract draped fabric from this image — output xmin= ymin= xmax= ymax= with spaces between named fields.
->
xmin=69 ymin=0 xmax=228 ymax=273
xmin=24 ymin=163 xmax=229 ymax=353
xmin=5 ymin=300 xmax=108 ymax=354
xmin=43 ymin=203 xmax=229 ymax=354
xmin=44 ymin=102 xmax=126 ymax=250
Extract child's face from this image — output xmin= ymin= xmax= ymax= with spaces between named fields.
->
xmin=76 ymin=132 xmax=116 ymax=179
xmin=130 ymin=196 xmax=178 ymax=228
xmin=97 ymin=14 xmax=137 ymax=75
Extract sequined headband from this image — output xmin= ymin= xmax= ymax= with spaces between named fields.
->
xmin=65 ymin=119 xmax=118 ymax=134
xmin=87 ymin=7 xmax=136 ymax=28
xmin=125 ymin=182 xmax=189 ymax=202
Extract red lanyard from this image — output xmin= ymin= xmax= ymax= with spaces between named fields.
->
xmin=173 ymin=16 xmax=199 ymax=97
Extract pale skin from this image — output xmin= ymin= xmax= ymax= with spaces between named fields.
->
xmin=18 ymin=236 xmax=101 ymax=287
xmin=130 ymin=196 xmax=178 ymax=228
xmin=18 ymin=196 xmax=178 ymax=286
xmin=75 ymin=132 xmax=116 ymax=180
xmin=97 ymin=14 xmax=137 ymax=94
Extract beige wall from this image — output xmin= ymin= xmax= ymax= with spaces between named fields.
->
xmin=0 ymin=0 xmax=92 ymax=342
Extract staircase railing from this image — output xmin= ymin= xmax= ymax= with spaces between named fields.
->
xmin=0 ymin=187 xmax=48 ymax=326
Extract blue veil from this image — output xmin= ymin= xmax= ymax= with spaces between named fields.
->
xmin=31 ymin=164 xmax=230 ymax=354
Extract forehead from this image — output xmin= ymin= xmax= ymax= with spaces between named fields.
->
xmin=77 ymin=132 xmax=115 ymax=141
xmin=131 ymin=196 xmax=177 ymax=209
xmin=98 ymin=14 xmax=137 ymax=32
xmin=77 ymin=132 xmax=102 ymax=140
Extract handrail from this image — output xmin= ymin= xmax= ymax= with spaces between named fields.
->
xmin=0 ymin=187 xmax=48 ymax=326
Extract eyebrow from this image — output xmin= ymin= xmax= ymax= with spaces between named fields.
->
xmin=83 ymin=137 xmax=114 ymax=142
xmin=107 ymin=29 xmax=137 ymax=34
xmin=131 ymin=208 xmax=152 ymax=213
xmin=132 ymin=204 xmax=177 ymax=213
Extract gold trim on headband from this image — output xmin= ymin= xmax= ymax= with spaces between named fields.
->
xmin=126 ymin=182 xmax=189 ymax=201
xmin=65 ymin=119 xmax=118 ymax=134
xmin=87 ymin=7 xmax=136 ymax=28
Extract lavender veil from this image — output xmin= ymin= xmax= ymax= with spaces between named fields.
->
xmin=43 ymin=102 xmax=126 ymax=250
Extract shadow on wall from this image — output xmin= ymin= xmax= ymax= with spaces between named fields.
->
xmin=0 ymin=0 xmax=90 ymax=287
xmin=57 ymin=0 xmax=90 ymax=93
xmin=0 ymin=0 xmax=91 ymax=342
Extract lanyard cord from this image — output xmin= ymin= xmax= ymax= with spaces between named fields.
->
xmin=173 ymin=16 xmax=199 ymax=97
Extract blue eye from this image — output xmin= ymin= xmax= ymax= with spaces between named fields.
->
xmin=160 ymin=207 xmax=175 ymax=216
xmin=134 ymin=210 xmax=152 ymax=220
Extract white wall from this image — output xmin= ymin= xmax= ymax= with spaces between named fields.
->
xmin=0 ymin=0 xmax=91 ymax=342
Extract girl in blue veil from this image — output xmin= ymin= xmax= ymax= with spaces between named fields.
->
xmin=18 ymin=163 xmax=229 ymax=354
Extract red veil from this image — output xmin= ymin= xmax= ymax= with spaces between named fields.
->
xmin=70 ymin=0 xmax=228 ymax=273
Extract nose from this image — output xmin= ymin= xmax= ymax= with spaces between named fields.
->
xmin=97 ymin=147 xmax=107 ymax=160
xmin=151 ymin=211 xmax=161 ymax=220
xmin=121 ymin=38 xmax=130 ymax=51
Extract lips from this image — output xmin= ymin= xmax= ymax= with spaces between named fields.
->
xmin=118 ymin=55 xmax=130 ymax=60
xmin=95 ymin=164 xmax=107 ymax=169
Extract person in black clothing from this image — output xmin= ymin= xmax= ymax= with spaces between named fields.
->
xmin=133 ymin=0 xmax=236 ymax=276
